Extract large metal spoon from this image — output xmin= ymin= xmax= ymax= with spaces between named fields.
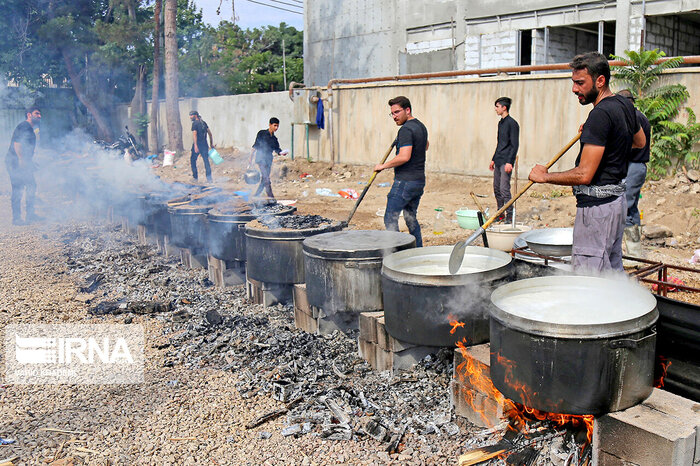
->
xmin=448 ymin=133 xmax=582 ymax=274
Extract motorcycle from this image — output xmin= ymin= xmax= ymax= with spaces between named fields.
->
xmin=94 ymin=126 xmax=145 ymax=161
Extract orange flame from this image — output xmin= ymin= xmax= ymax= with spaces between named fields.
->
xmin=449 ymin=319 xmax=465 ymax=335
xmin=654 ymin=356 xmax=672 ymax=388
xmin=455 ymin=339 xmax=594 ymax=445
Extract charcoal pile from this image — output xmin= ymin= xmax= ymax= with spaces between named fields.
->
xmin=253 ymin=214 xmax=336 ymax=230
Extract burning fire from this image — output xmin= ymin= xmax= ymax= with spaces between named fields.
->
xmin=455 ymin=337 xmax=594 ymax=444
xmin=448 ymin=315 xmax=465 ymax=335
xmin=654 ymin=355 xmax=672 ymax=388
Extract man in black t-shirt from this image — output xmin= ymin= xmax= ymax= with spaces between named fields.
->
xmin=489 ymin=97 xmax=519 ymax=222
xmin=374 ymin=96 xmax=429 ymax=247
xmin=189 ymin=110 xmax=214 ymax=182
xmin=5 ymin=106 xmax=42 ymax=225
xmin=528 ymin=52 xmax=646 ymax=272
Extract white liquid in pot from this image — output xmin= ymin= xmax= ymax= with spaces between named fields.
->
xmin=494 ymin=283 xmax=654 ymax=325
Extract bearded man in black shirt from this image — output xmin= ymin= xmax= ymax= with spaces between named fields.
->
xmin=528 ymin=52 xmax=646 ymax=272
xmin=5 ymin=106 xmax=42 ymax=225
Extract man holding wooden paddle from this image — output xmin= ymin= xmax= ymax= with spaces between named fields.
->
xmin=374 ymin=96 xmax=429 ymax=247
xmin=528 ymin=52 xmax=646 ymax=272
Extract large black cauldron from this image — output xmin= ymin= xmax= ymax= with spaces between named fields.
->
xmin=489 ymin=275 xmax=658 ymax=415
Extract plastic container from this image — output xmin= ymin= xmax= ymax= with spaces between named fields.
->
xmin=208 ymin=148 xmax=223 ymax=164
xmin=485 ymin=223 xmax=532 ymax=251
xmin=455 ymin=209 xmax=481 ymax=229
xmin=433 ymin=207 xmax=446 ymax=235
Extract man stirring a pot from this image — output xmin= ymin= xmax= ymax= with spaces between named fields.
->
xmin=528 ymin=52 xmax=646 ymax=272
xmin=374 ymin=96 xmax=429 ymax=247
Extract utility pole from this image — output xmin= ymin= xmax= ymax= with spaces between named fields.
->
xmin=282 ymin=38 xmax=287 ymax=89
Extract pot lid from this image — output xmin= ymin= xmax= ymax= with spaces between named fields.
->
xmin=490 ymin=275 xmax=658 ymax=338
xmin=382 ymin=245 xmax=512 ymax=286
xmin=303 ymin=230 xmax=415 ymax=259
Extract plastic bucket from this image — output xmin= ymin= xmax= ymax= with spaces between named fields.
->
xmin=208 ymin=148 xmax=223 ymax=165
xmin=455 ymin=209 xmax=481 ymax=229
xmin=163 ymin=150 xmax=175 ymax=166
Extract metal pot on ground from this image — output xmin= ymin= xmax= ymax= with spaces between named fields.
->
xmin=303 ymin=230 xmax=416 ymax=316
xmin=490 ymin=275 xmax=658 ymax=415
xmin=381 ymin=245 xmax=513 ymax=347
xmin=168 ymin=202 xmax=213 ymax=250
xmin=245 ymin=220 xmax=344 ymax=285
xmin=207 ymin=204 xmax=296 ymax=262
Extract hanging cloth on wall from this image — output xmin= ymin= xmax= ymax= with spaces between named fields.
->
xmin=316 ymin=98 xmax=325 ymax=129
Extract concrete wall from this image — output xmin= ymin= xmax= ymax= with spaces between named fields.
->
xmin=304 ymin=0 xmax=699 ymax=83
xmin=114 ymin=91 xmax=294 ymax=154
xmin=298 ymin=68 xmax=700 ymax=177
xmin=114 ymin=69 xmax=700 ymax=178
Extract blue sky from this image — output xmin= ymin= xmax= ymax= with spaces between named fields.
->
xmin=194 ymin=0 xmax=304 ymax=30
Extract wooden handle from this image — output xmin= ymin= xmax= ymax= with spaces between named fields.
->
xmin=480 ymin=132 xmax=581 ymax=231
xmin=469 ymin=192 xmax=488 ymax=219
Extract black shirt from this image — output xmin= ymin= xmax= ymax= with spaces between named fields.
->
xmin=492 ymin=115 xmax=519 ymax=166
xmin=629 ymin=109 xmax=651 ymax=164
xmin=575 ymin=95 xmax=640 ymax=207
xmin=394 ymin=118 xmax=428 ymax=182
xmin=6 ymin=121 xmax=36 ymax=162
xmin=191 ymin=119 xmax=209 ymax=151
xmin=253 ymin=129 xmax=281 ymax=165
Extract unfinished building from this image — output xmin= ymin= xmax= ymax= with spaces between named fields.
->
xmin=303 ymin=0 xmax=700 ymax=84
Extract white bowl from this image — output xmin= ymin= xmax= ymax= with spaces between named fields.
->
xmin=486 ymin=223 xmax=533 ymax=251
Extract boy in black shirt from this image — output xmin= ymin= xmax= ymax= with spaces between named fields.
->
xmin=489 ymin=97 xmax=519 ymax=222
xmin=374 ymin=96 xmax=429 ymax=247
xmin=189 ymin=110 xmax=214 ymax=182
xmin=249 ymin=117 xmax=283 ymax=200
xmin=5 ymin=106 xmax=41 ymax=225
xmin=528 ymin=52 xmax=646 ymax=272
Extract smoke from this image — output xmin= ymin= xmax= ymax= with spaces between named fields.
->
xmin=0 ymin=126 xmax=178 ymax=230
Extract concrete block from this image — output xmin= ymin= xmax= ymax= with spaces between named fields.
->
xmin=451 ymin=380 xmax=505 ymax=428
xmin=294 ymin=305 xmax=318 ymax=334
xmin=163 ymin=235 xmax=179 ymax=258
xmin=375 ymin=316 xmax=417 ymax=353
xmin=293 ymin=284 xmax=311 ymax=314
xmin=593 ymin=388 xmax=700 ymax=466
xmin=137 ymin=225 xmax=147 ymax=245
xmin=208 ymin=256 xmax=245 ymax=288
xmin=359 ymin=311 xmax=384 ymax=343
xmin=453 ymin=343 xmax=491 ymax=384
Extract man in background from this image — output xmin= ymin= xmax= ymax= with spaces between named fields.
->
xmin=5 ymin=106 xmax=42 ymax=225
xmin=249 ymin=117 xmax=283 ymax=200
xmin=374 ymin=96 xmax=429 ymax=247
xmin=618 ymin=89 xmax=651 ymax=261
xmin=489 ymin=97 xmax=519 ymax=223
xmin=189 ymin=110 xmax=214 ymax=183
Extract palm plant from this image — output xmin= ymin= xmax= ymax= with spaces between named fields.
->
xmin=612 ymin=48 xmax=697 ymax=177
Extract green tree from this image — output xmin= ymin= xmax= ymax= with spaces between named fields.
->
xmin=612 ymin=48 xmax=697 ymax=177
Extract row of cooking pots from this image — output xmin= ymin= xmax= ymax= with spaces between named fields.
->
xmin=119 ymin=193 xmax=658 ymax=417
xmin=246 ymin=226 xmax=658 ymax=417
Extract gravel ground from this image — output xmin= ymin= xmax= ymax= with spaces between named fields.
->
xmin=0 ymin=198 xmax=480 ymax=465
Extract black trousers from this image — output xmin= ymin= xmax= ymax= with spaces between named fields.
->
xmin=190 ymin=144 xmax=211 ymax=181
xmin=254 ymin=161 xmax=273 ymax=198
xmin=493 ymin=164 xmax=513 ymax=220
xmin=5 ymin=158 xmax=36 ymax=221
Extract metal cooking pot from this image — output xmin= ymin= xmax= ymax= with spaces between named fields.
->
xmin=303 ymin=230 xmax=416 ymax=314
xmin=245 ymin=220 xmax=345 ymax=285
xmin=524 ymin=227 xmax=573 ymax=257
xmin=244 ymin=169 xmax=261 ymax=185
xmin=207 ymin=204 xmax=296 ymax=262
xmin=490 ymin=275 xmax=658 ymax=415
xmin=168 ymin=203 xmax=213 ymax=250
xmin=382 ymin=246 xmax=512 ymax=347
